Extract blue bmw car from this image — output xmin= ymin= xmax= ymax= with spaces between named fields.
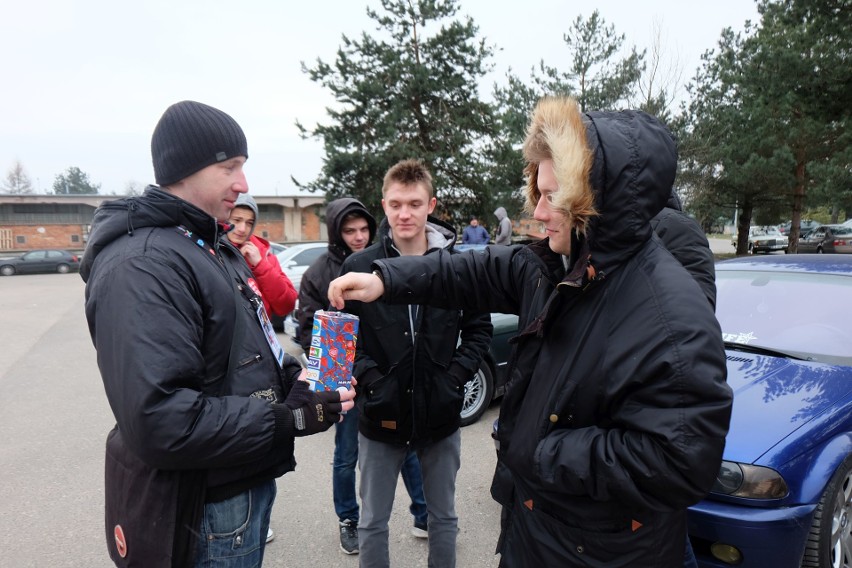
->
xmin=689 ymin=255 xmax=852 ymax=567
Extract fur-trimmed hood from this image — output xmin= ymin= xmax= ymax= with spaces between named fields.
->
xmin=523 ymin=97 xmax=676 ymax=279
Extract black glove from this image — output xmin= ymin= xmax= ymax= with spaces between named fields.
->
xmin=283 ymin=380 xmax=343 ymax=437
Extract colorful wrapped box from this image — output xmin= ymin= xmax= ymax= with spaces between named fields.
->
xmin=305 ymin=310 xmax=359 ymax=392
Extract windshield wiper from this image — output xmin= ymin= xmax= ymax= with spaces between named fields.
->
xmin=724 ymin=341 xmax=808 ymax=361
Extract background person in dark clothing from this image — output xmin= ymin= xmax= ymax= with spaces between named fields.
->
xmin=651 ymin=189 xmax=717 ymax=567
xmin=328 ymin=97 xmax=732 ymax=567
xmin=651 ymin=191 xmax=716 ymax=309
xmin=296 ymin=198 xmax=429 ymax=555
xmin=81 ymin=100 xmax=354 ymax=567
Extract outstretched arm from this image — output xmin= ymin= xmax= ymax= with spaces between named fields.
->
xmin=328 ymin=271 xmax=385 ymax=309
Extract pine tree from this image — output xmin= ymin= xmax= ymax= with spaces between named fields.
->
xmin=296 ymin=0 xmax=499 ymax=226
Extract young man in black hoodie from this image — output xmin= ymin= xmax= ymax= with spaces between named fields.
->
xmin=81 ymin=100 xmax=354 ymax=567
xmin=296 ymin=198 xmax=429 ymax=555
xmin=336 ymin=160 xmax=492 ymax=568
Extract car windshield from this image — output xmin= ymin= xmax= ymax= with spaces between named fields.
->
xmin=716 ymin=270 xmax=852 ymax=366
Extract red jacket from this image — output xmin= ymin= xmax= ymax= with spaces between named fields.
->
xmin=246 ymin=235 xmax=297 ymax=317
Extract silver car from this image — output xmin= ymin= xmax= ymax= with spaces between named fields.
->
xmin=275 ymin=241 xmax=328 ymax=290
xmin=797 ymin=224 xmax=852 ymax=254
xmin=732 ymin=226 xmax=788 ymax=254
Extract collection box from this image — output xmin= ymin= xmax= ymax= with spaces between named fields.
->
xmin=305 ymin=310 xmax=359 ymax=392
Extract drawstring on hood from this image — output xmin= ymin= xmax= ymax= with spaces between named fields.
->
xmin=125 ymin=199 xmax=139 ymax=237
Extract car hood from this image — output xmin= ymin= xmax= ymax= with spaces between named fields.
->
xmin=722 ymin=351 xmax=852 ymax=465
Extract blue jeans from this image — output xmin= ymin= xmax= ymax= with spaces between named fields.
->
xmin=332 ymin=406 xmax=427 ymax=525
xmin=194 ymin=479 xmax=276 ymax=568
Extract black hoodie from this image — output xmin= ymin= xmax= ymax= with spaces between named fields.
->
xmin=296 ymin=197 xmax=377 ymax=351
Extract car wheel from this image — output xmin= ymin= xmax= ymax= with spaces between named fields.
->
xmin=802 ymin=454 xmax=852 ymax=567
xmin=56 ymin=263 xmax=70 ymax=274
xmin=0 ymin=265 xmax=15 ymax=276
xmin=460 ymin=362 xmax=494 ymax=427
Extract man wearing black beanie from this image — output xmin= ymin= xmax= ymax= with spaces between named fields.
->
xmin=81 ymin=100 xmax=356 ymax=567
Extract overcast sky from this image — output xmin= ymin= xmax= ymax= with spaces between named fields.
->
xmin=1 ymin=0 xmax=759 ymax=196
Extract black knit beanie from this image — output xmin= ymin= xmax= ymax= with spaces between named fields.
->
xmin=151 ymin=101 xmax=248 ymax=186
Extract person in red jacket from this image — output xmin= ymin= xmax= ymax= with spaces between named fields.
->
xmin=227 ymin=193 xmax=297 ymax=318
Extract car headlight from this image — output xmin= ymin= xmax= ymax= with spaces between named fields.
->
xmin=711 ymin=461 xmax=788 ymax=499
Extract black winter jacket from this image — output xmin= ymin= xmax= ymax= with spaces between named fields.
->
xmin=340 ymin=217 xmax=492 ymax=448
xmin=371 ymin=111 xmax=732 ymax=566
xmin=651 ymin=192 xmax=717 ymax=309
xmin=82 ymin=187 xmax=304 ymax=500
xmin=296 ymin=198 xmax=376 ymax=352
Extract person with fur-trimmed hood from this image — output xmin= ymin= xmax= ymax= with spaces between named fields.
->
xmin=326 ymin=97 xmax=733 ymax=566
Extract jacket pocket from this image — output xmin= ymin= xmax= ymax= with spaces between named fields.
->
xmin=501 ymin=494 xmax=680 ymax=568
xmin=426 ymin=368 xmax=464 ymax=430
xmin=361 ymin=370 xmax=402 ymax=430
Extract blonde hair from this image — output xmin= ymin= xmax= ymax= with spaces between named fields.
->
xmin=522 ymin=97 xmax=598 ymax=235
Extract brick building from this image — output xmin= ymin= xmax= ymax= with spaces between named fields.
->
xmin=0 ymin=193 xmax=326 ymax=253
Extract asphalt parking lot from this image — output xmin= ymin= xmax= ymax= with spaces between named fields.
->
xmin=0 ymin=273 xmax=501 ymax=567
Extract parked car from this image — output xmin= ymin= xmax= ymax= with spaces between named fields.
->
xmin=687 ymin=255 xmax=852 ymax=567
xmin=268 ymin=241 xmax=287 ymax=255
xmin=275 ymin=241 xmax=327 ymax=290
xmin=0 ymin=249 xmax=81 ymax=276
xmin=460 ymin=311 xmax=516 ymax=426
xmin=842 ymin=218 xmax=852 ymax=229
xmin=731 ymin=226 xmax=787 ymax=254
xmin=779 ymin=219 xmax=820 ymax=236
xmin=269 ymin=242 xmax=328 ymax=331
xmin=797 ymin=224 xmax=852 ymax=254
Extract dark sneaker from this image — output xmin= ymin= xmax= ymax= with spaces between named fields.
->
xmin=411 ymin=520 xmax=428 ymax=539
xmin=339 ymin=519 xmax=359 ymax=555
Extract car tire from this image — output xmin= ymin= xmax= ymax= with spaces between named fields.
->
xmin=802 ymin=454 xmax=852 ymax=567
xmin=460 ymin=362 xmax=494 ymax=427
xmin=0 ymin=265 xmax=15 ymax=276
xmin=56 ymin=263 xmax=70 ymax=274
